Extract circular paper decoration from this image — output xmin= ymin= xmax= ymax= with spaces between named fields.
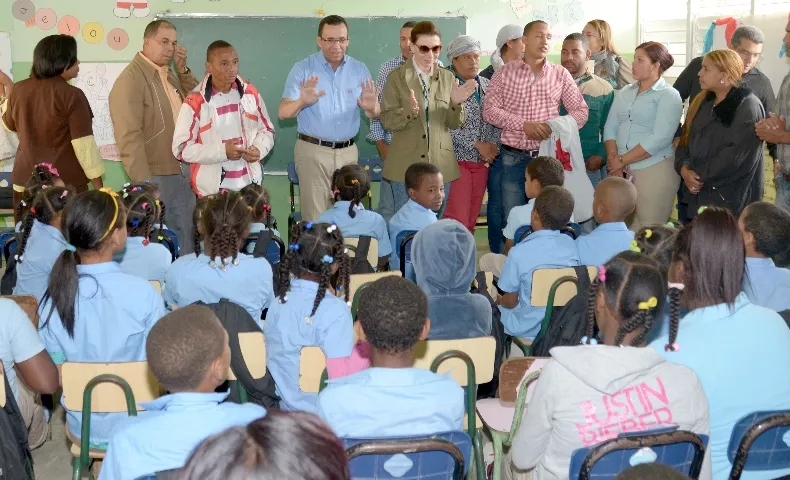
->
xmin=35 ymin=8 xmax=56 ymax=30
xmin=107 ymin=28 xmax=129 ymax=51
xmin=82 ymin=22 xmax=105 ymax=44
xmin=12 ymin=0 xmax=36 ymax=22
xmin=58 ymin=15 xmax=80 ymax=36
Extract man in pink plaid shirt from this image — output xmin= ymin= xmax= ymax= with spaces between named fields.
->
xmin=483 ymin=20 xmax=588 ymax=253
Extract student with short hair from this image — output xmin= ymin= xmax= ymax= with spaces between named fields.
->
xmin=388 ymin=162 xmax=444 ymax=271
xmin=240 ymin=182 xmax=281 ymax=254
xmin=99 ymin=305 xmax=267 ymax=480
xmin=39 ymin=189 xmax=166 ymax=449
xmin=739 ymin=202 xmax=790 ymax=312
xmin=164 ymin=191 xmax=274 ymax=327
xmin=650 ymin=207 xmax=790 ymax=479
xmin=498 ymin=186 xmax=581 ymax=339
xmin=317 ymin=276 xmax=463 ymax=437
xmin=507 ymin=252 xmax=710 ymax=480
xmin=576 ymin=177 xmax=637 ymax=266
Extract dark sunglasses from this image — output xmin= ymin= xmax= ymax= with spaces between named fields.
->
xmin=416 ymin=44 xmax=443 ymax=54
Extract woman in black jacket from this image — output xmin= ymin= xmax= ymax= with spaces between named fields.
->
xmin=676 ymin=49 xmax=765 ymax=222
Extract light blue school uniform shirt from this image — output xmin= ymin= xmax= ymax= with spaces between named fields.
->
xmin=498 ymin=230 xmax=581 ymax=338
xmin=317 ymin=367 xmax=464 ymax=438
xmin=575 ymin=222 xmax=634 ymax=266
xmin=318 ymin=201 xmax=392 ymax=257
xmin=502 ymin=200 xmax=575 ymax=241
xmin=743 ymin=257 xmax=790 ymax=312
xmin=163 ymin=253 xmax=274 ymax=328
xmin=263 ymin=279 xmax=354 ymax=413
xmin=13 ymin=219 xmax=67 ymax=302
xmin=603 ymin=78 xmax=683 ymax=170
xmin=38 ymin=262 xmax=166 ymax=448
xmin=112 ymin=236 xmax=172 ymax=284
xmin=282 ymin=52 xmax=372 ymax=141
xmin=244 ymin=223 xmax=282 ymax=255
xmin=99 ymin=391 xmax=267 ymax=480
xmin=389 ymin=199 xmax=437 ymax=271
xmin=0 ymin=298 xmax=45 ymax=402
xmin=650 ymin=293 xmax=790 ymax=480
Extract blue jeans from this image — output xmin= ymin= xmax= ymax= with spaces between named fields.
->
xmin=586 ymin=165 xmax=607 ymax=190
xmin=377 ymin=178 xmax=395 ymax=224
xmin=776 ymin=173 xmax=790 ymax=214
xmin=487 ymin=149 xmax=530 ymax=253
xmin=391 ymin=180 xmax=452 ymax=218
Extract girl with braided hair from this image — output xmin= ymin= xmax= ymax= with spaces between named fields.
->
xmin=506 ymin=251 xmax=711 ymax=480
xmin=13 ymin=185 xmax=72 ymax=302
xmin=113 ymin=186 xmax=172 ymax=283
xmin=164 ymin=191 xmax=274 ymax=328
xmin=317 ymin=165 xmax=391 ymax=269
xmin=240 ymin=183 xmax=281 ymax=254
xmin=649 ymin=207 xmax=790 ymax=479
xmin=264 ymin=221 xmax=370 ymax=413
xmin=14 ymin=162 xmax=64 ymax=227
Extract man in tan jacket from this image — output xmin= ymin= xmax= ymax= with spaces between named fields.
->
xmin=110 ymin=20 xmax=198 ymax=254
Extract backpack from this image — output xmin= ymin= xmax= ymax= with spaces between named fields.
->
xmin=251 ymin=230 xmax=283 ymax=298
xmin=528 ymin=266 xmax=594 ymax=357
xmin=470 ymin=271 xmax=505 ymax=399
xmin=197 ymin=299 xmax=280 ymax=409
xmin=1 ymin=255 xmax=17 ymax=295
xmin=0 ymin=370 xmax=35 ymax=480
xmin=345 ymin=236 xmax=376 ymax=274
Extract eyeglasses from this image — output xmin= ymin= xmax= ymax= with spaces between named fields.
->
xmin=321 ymin=37 xmax=349 ymax=45
xmin=416 ymin=44 xmax=443 ymax=55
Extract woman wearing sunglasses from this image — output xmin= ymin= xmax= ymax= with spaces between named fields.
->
xmin=380 ymin=21 xmax=478 ymax=216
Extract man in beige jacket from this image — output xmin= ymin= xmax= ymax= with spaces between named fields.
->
xmin=110 ymin=20 xmax=198 ymax=254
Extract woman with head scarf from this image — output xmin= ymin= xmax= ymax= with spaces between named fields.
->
xmin=479 ymin=24 xmax=525 ymax=79
xmin=443 ymin=35 xmax=501 ymax=233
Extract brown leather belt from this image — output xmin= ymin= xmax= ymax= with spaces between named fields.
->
xmin=298 ymin=133 xmax=355 ymax=149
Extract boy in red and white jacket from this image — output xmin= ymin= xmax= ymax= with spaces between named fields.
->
xmin=173 ymin=40 xmax=275 ymax=197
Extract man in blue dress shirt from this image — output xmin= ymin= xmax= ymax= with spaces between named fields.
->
xmin=279 ymin=15 xmax=380 ymax=221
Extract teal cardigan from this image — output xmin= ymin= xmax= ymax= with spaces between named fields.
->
xmin=561 ymin=73 xmax=614 ymax=163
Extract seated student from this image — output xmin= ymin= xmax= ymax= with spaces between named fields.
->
xmin=120 ymin=182 xmax=168 ymax=233
xmin=164 ymin=192 xmax=274 ymax=327
xmin=318 ymin=164 xmax=391 ymax=269
xmin=0 ymin=298 xmax=58 ymax=449
xmin=317 ymin=276 xmax=464 ymax=437
xmin=507 ymin=252 xmax=711 ymax=480
xmin=479 ymin=156 xmax=569 ymax=278
xmin=240 ymin=183 xmax=281 ymax=255
xmin=739 ymin=202 xmax=790 ymax=312
xmin=576 ymin=177 xmax=637 ymax=266
xmin=13 ymin=186 xmax=71 ymax=302
xmin=39 ymin=189 xmax=166 ymax=449
xmin=633 ymin=224 xmax=681 ymax=343
xmin=264 ymin=221 xmax=369 ymax=413
xmin=179 ymin=411 xmax=349 ymax=480
xmin=14 ymin=162 xmax=64 ymax=228
xmin=389 ymin=163 xmax=444 ymax=272
xmin=113 ymin=185 xmax=172 ymax=284
xmin=412 ymin=219 xmax=492 ymax=339
xmin=650 ymin=207 xmax=790 ymax=480
xmin=99 ymin=305 xmax=267 ymax=480
xmin=498 ymin=186 xmax=581 ymax=339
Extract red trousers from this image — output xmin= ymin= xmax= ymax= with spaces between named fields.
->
xmin=444 ymin=161 xmax=489 ymax=233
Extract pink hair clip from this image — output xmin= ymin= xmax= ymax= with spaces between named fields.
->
xmin=668 ymin=282 xmax=685 ymax=291
xmin=141 ymin=202 xmax=148 ymax=209
xmin=597 ymin=266 xmax=606 ymax=283
xmin=60 ymin=191 xmax=68 ymax=199
xmin=262 ymin=204 xmax=271 ymax=212
xmin=664 ymin=343 xmax=680 ymax=352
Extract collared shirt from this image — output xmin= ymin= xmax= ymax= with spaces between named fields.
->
xmin=603 ymin=78 xmax=682 ymax=170
xmin=575 ymin=222 xmax=633 ymax=267
xmin=562 ymin=72 xmax=614 ymax=161
xmin=774 ymin=71 xmax=790 ymax=173
xmin=498 ymin=230 xmax=581 ymax=338
xmin=388 ymin=199 xmax=438 ymax=271
xmin=449 ymin=71 xmax=501 ymax=163
xmin=0 ymin=298 xmax=45 ymax=402
xmin=317 ymin=201 xmax=392 ymax=257
xmin=317 ymin=367 xmax=464 ymax=438
xmin=113 ymin=236 xmax=172 ymax=284
xmin=13 ymin=220 xmax=68 ymax=303
xmin=38 ymin=262 xmax=166 ymax=447
xmin=502 ymin=200 xmax=574 ymax=240
xmin=140 ymin=52 xmax=181 ymax=122
xmin=263 ymin=279 xmax=354 ymax=413
xmin=99 ymin=391 xmax=267 ymax=480
xmin=650 ymin=293 xmax=790 ymax=480
xmin=282 ymin=53 xmax=372 ymax=141
xmin=743 ymin=257 xmax=790 ymax=312
xmin=163 ymin=253 xmax=274 ymax=328
xmin=207 ymin=88 xmax=249 ymax=191
xmin=483 ymin=59 xmax=588 ymax=151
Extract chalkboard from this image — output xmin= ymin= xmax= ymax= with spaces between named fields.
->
xmin=159 ymin=15 xmax=468 ymax=172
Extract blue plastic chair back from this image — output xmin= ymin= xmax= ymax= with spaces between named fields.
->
xmin=396 ymin=230 xmax=417 ymax=282
xmin=153 ymin=229 xmax=179 ymax=261
xmin=244 ymin=233 xmax=285 ymax=265
xmin=287 ymin=161 xmax=299 ymax=185
xmin=516 ymin=222 xmax=580 ymax=244
xmin=343 ymin=431 xmax=472 ymax=480
xmin=568 ymin=427 xmax=708 ymax=480
xmin=727 ymin=410 xmax=790 ymax=479
xmin=357 ymin=157 xmax=384 ymax=182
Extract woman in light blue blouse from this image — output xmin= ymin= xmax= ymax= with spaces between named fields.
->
xmin=604 ymin=42 xmax=683 ymax=231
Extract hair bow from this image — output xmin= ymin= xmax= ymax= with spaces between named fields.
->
xmin=123 ymin=182 xmax=131 ymax=188
xmin=30 ymin=207 xmax=36 ymax=214
xmin=64 ymin=243 xmax=76 ymax=252
xmin=668 ymin=282 xmax=685 ymax=291
xmin=247 ymin=206 xmax=253 ymax=212
xmin=643 ymin=229 xmax=652 ymax=239
xmin=99 ymin=187 xmax=118 ymax=197
xmin=697 ymin=206 xmax=708 ymax=215
xmin=321 ymin=255 xmax=334 ymax=264
xmin=629 ymin=240 xmax=641 ymax=253
xmin=363 ymin=165 xmax=370 ymax=171
xmin=581 ymin=336 xmax=598 ymax=345
xmin=327 ymin=224 xmax=338 ymax=233
xmin=638 ymin=297 xmax=658 ymax=310
xmin=131 ymin=219 xmax=140 ymax=227
xmin=597 ymin=266 xmax=606 ymax=283
xmin=350 ymin=179 xmax=360 ymax=185
xmin=289 ymin=244 xmax=300 ymax=251
xmin=664 ymin=343 xmax=680 ymax=352
xmin=262 ymin=204 xmax=271 ymax=212
xmin=141 ymin=202 xmax=149 ymax=209
xmin=20 ymin=201 xmax=26 ymax=207
xmin=155 ymin=200 xmax=160 ymax=206
xmin=305 ymin=222 xmax=314 ymax=230
xmin=60 ymin=190 xmax=68 ymax=199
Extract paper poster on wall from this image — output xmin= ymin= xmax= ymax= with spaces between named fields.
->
xmin=0 ymin=33 xmax=12 ymax=80
xmin=74 ymin=63 xmax=128 ymax=160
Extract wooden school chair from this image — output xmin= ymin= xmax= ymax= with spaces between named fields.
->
xmin=347 ymin=271 xmax=400 ymax=317
xmin=344 ymin=237 xmax=379 ymax=270
xmin=226 ymin=332 xmax=267 ymax=403
xmin=1 ymin=294 xmax=39 ymax=329
xmin=0 ymin=364 xmax=5 ymax=408
xmin=61 ymin=361 xmax=160 ymax=479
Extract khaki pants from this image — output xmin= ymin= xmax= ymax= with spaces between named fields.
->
xmin=479 ymin=252 xmax=507 ymax=280
xmin=17 ymin=380 xmax=49 ymax=449
xmin=629 ymin=156 xmax=680 ymax=232
xmin=294 ymin=139 xmax=359 ymax=222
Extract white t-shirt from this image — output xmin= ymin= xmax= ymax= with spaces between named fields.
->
xmin=209 ymin=88 xmax=250 ymax=191
xmin=0 ymin=298 xmax=45 ymax=401
xmin=503 ymin=200 xmax=575 ymax=240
